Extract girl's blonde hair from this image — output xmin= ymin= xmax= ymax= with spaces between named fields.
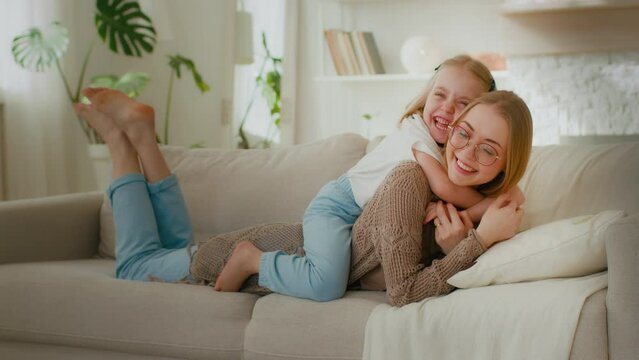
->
xmin=400 ymin=54 xmax=495 ymax=122
xmin=449 ymin=90 xmax=533 ymax=196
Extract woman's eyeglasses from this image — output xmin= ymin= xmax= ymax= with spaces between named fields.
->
xmin=448 ymin=125 xmax=501 ymax=166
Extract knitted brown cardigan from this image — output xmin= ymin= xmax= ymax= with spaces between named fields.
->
xmin=191 ymin=161 xmax=485 ymax=306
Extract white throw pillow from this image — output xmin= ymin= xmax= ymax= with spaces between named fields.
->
xmin=448 ymin=210 xmax=625 ymax=288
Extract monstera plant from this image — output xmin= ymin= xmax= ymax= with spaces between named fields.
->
xmin=11 ymin=0 xmax=209 ymax=145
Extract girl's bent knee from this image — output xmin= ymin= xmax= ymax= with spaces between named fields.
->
xmin=309 ymin=287 xmax=346 ymax=302
xmin=115 ymin=261 xmax=149 ymax=281
xmin=308 ymin=276 xmax=348 ymax=302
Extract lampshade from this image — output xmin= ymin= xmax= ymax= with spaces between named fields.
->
xmin=235 ymin=10 xmax=254 ymax=65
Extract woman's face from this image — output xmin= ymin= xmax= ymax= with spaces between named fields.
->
xmin=422 ymin=66 xmax=486 ymax=145
xmin=445 ymin=104 xmax=509 ymax=187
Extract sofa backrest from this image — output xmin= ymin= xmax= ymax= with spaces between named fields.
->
xmin=99 ymin=134 xmax=637 ymax=258
xmin=99 ymin=133 xmax=369 ymax=258
xmin=519 ymin=141 xmax=639 ymax=230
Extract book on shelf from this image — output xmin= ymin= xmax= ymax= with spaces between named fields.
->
xmin=360 ymin=31 xmax=385 ymax=75
xmin=323 ymin=29 xmax=385 ymax=76
xmin=336 ymin=31 xmax=356 ymax=75
xmin=324 ymin=29 xmax=347 ymax=75
xmin=350 ymin=32 xmax=370 ymax=75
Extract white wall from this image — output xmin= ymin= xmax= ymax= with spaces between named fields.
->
xmin=293 ymin=0 xmax=639 ymax=146
xmin=508 ymin=52 xmax=639 ymax=145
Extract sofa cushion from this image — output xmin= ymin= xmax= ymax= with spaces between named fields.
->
xmin=519 ymin=141 xmax=639 ymax=229
xmin=448 ymin=210 xmax=624 ymax=288
xmin=244 ymin=291 xmax=387 ymax=360
xmin=0 ymin=259 xmax=258 ymax=359
xmin=100 ymin=133 xmax=369 ymax=258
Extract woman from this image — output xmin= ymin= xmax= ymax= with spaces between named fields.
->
xmin=195 ymin=90 xmax=533 ymax=306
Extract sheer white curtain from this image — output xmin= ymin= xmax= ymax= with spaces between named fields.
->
xmin=0 ymin=0 xmax=93 ymax=200
xmin=233 ymin=0 xmax=286 ymax=148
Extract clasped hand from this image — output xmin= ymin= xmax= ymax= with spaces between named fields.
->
xmin=424 ymin=193 xmax=524 ymax=253
xmin=425 ymin=201 xmax=473 ymax=254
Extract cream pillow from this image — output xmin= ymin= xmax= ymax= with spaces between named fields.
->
xmin=448 ymin=210 xmax=625 ymax=289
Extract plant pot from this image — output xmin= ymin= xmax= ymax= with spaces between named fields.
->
xmin=87 ymin=143 xmax=112 ymax=191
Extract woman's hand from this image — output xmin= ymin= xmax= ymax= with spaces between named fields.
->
xmin=476 ymin=194 xmax=524 ymax=249
xmin=433 ymin=201 xmax=474 ymax=254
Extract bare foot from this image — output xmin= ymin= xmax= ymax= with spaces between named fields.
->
xmin=214 ymin=241 xmax=262 ymax=292
xmin=74 ymin=103 xmax=123 ymax=144
xmin=82 ymin=88 xmax=156 ymax=146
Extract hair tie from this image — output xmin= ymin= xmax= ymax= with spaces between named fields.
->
xmin=489 ymin=78 xmax=497 ymax=91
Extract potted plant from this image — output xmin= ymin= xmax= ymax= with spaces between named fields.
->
xmin=11 ymin=1 xmax=157 ymax=144
xmin=237 ymin=33 xmax=282 ymax=149
xmin=11 ymin=0 xmax=209 ymax=189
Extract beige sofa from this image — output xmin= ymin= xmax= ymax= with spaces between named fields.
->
xmin=0 ymin=133 xmax=637 ymax=360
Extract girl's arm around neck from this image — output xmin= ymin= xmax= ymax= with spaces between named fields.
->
xmin=465 ymin=185 xmax=526 ymax=223
xmin=413 ymin=150 xmax=484 ymax=209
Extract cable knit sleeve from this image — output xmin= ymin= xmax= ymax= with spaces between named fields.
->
xmin=380 ymin=228 xmax=485 ymax=307
xmin=351 ymin=160 xmax=485 ymax=307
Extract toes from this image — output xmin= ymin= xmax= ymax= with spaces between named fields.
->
xmin=74 ymin=103 xmax=88 ymax=116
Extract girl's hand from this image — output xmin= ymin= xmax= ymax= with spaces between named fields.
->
xmin=424 ymin=202 xmax=438 ymax=224
xmin=434 ymin=201 xmax=474 ymax=254
xmin=476 ymin=194 xmax=524 ymax=249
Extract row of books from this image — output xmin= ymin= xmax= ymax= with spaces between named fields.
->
xmin=324 ymin=29 xmax=385 ymax=76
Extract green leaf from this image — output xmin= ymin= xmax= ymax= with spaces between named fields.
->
xmin=11 ymin=21 xmax=69 ymax=72
xmin=261 ymin=85 xmax=277 ymax=109
xmin=167 ymin=54 xmax=211 ymax=93
xmin=89 ymin=72 xmax=150 ymax=97
xmin=95 ymin=0 xmax=156 ymax=57
xmin=265 ymin=70 xmax=281 ymax=94
xmin=189 ymin=141 xmax=205 ymax=149
xmin=89 ymin=74 xmax=119 ymax=89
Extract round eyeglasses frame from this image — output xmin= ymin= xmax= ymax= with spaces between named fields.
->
xmin=447 ymin=125 xmax=501 ymax=166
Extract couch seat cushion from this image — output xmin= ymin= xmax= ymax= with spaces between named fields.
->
xmin=0 ymin=259 xmax=258 ymax=360
xmin=244 ymin=291 xmax=387 ymax=360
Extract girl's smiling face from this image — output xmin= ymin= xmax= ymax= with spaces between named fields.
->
xmin=445 ymin=103 xmax=509 ymax=187
xmin=422 ymin=66 xmax=486 ymax=145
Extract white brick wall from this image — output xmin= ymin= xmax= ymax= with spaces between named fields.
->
xmin=504 ymin=51 xmax=639 ymax=145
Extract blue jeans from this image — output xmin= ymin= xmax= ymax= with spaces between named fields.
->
xmin=258 ymin=175 xmax=362 ymax=302
xmin=108 ymin=173 xmax=196 ymax=282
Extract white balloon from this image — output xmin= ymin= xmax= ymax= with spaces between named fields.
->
xmin=400 ymin=36 xmax=441 ymax=74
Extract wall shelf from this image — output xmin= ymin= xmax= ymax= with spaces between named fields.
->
xmin=501 ymin=0 xmax=639 ymax=15
xmin=314 ymin=71 xmax=509 ymax=83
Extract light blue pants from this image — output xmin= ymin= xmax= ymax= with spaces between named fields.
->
xmin=108 ymin=173 xmax=196 ymax=282
xmin=259 ymin=175 xmax=361 ymax=302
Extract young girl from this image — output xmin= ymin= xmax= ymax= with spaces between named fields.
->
xmin=212 ymin=55 xmax=515 ymax=300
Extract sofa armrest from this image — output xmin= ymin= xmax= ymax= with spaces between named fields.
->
xmin=0 ymin=191 xmax=104 ymax=264
xmin=605 ymin=213 xmax=639 ymax=360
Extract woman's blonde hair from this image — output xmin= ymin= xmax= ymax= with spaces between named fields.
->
xmin=400 ymin=54 xmax=495 ymax=123
xmin=448 ymin=90 xmax=533 ymax=196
